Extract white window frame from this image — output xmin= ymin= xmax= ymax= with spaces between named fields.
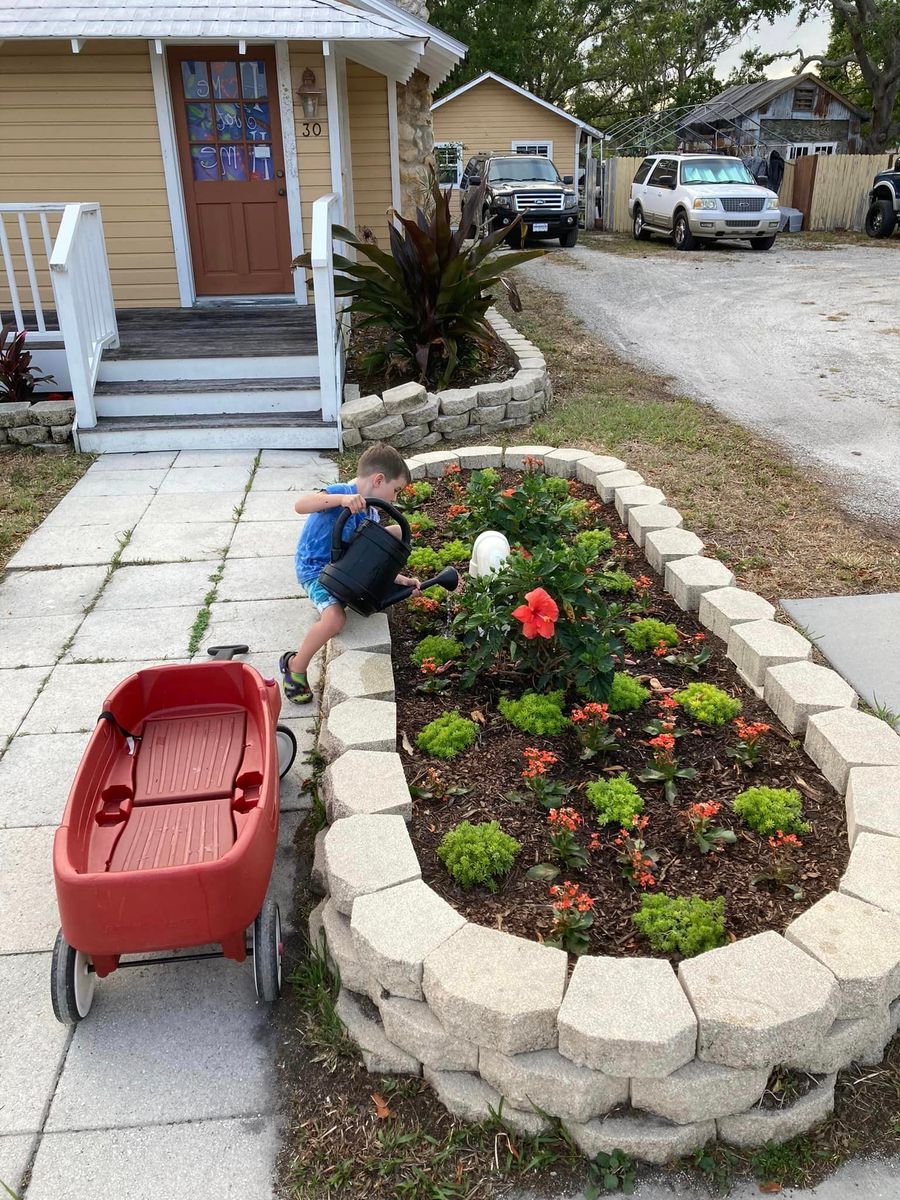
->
xmin=434 ymin=141 xmax=464 ymax=189
xmin=786 ymin=142 xmax=838 ymax=161
xmin=511 ymin=139 xmax=553 ymax=159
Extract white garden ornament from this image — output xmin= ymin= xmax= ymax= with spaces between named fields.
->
xmin=468 ymin=531 xmax=511 ymax=578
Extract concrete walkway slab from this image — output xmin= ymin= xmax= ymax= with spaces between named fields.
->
xmin=251 ymin=463 xmax=336 ymax=491
xmin=174 ymin=450 xmax=258 ymax=470
xmin=782 ymin=593 xmax=900 ymax=712
xmin=0 ymin=1132 xmax=35 ymax=1196
xmin=229 ymin=520 xmax=300 ymax=559
xmin=41 ymin=493 xmax=150 ymax=529
xmin=121 ymin=520 xmax=234 ymax=564
xmin=0 ymin=953 xmax=70 ymax=1134
xmin=89 ymin=451 xmax=176 ymax=471
xmin=200 ymin=599 xmax=316 ymax=656
xmin=95 ymin=561 xmax=217 ymax=612
xmin=240 ymin=489 xmax=306 ymax=522
xmin=157 ymin=465 xmax=252 ymax=495
xmin=0 ymin=668 xmax=47 ymax=738
xmin=259 ymin=449 xmax=336 ymax=469
xmin=0 ymin=614 xmax=82 ymax=669
xmin=0 ymin=565 xmax=107 ymax=619
xmin=45 ymin=960 xmax=274 ymax=1131
xmin=26 ymin=1117 xmax=278 ymax=1200
xmin=217 ymin=555 xmax=298 ymax=602
xmin=0 ymin=826 xmax=59 ymax=952
xmin=20 ymin=660 xmax=159 ymax=734
xmin=6 ymin=524 xmax=129 ymax=568
xmin=0 ymin=733 xmax=88 ymax=827
xmin=139 ymin=491 xmax=245 ymax=525
xmin=69 ymin=468 xmax=167 ymax=497
xmin=65 ymin=604 xmax=199 ymax=663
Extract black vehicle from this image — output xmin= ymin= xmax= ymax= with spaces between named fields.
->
xmin=865 ymin=155 xmax=900 ymax=238
xmin=459 ymin=151 xmax=580 ymax=247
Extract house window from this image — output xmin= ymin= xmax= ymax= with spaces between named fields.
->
xmin=511 ymin=140 xmax=553 ymax=158
xmin=786 ymin=142 xmax=837 ymax=160
xmin=793 ymin=85 xmax=816 ymax=113
xmin=435 ymin=142 xmax=464 ymax=188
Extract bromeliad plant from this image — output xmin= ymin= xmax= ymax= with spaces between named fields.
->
xmin=292 ymin=176 xmax=544 ymax=389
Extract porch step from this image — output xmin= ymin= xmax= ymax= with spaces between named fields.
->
xmin=94 ymin=377 xmax=322 ymax=418
xmin=76 ymin=412 xmax=340 ymax=454
xmin=98 ymin=354 xmax=319 ymax=383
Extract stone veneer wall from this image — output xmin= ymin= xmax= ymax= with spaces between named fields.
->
xmin=308 ymin=446 xmax=900 ymax=1162
xmin=0 ymin=398 xmax=75 ymax=450
xmin=392 ymin=0 xmax=436 ymax=216
xmin=340 ymin=310 xmax=551 ymax=451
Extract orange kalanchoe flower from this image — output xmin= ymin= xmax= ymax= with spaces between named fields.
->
xmin=512 ymin=587 xmax=559 ymax=640
xmin=634 ymin=575 xmax=653 ymax=591
xmin=653 ymin=640 xmax=669 ymax=657
xmin=447 ymin=504 xmax=469 ymax=518
xmin=522 ymin=747 xmax=558 ymax=778
xmin=734 ymin=718 xmax=770 ymax=743
xmin=547 ymin=806 xmax=581 ymax=832
xmin=657 ymin=695 xmax=680 ymax=712
xmin=571 ymin=702 xmax=610 ymax=723
xmin=419 ymin=657 xmax=438 ymax=675
xmin=501 ymin=487 xmax=516 ymax=497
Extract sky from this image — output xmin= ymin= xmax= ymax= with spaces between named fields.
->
xmin=716 ymin=9 xmax=831 ymax=80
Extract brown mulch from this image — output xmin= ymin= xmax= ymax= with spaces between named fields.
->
xmin=389 ymin=468 xmax=848 ymax=962
xmin=346 ymin=322 xmax=517 ymax=395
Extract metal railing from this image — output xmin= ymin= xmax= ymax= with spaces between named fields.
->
xmin=309 ymin=192 xmax=345 ymax=444
xmin=0 ymin=202 xmax=118 ymax=430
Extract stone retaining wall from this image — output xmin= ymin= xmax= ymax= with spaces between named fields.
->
xmin=309 ymin=445 xmax=900 ymax=1160
xmin=340 ymin=311 xmax=551 ymax=451
xmin=0 ymin=398 xmax=75 ymax=450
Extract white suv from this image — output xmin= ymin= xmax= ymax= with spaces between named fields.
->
xmin=628 ymin=154 xmax=781 ymax=251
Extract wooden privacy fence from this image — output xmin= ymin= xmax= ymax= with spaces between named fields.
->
xmin=600 ymin=152 xmax=893 ymax=234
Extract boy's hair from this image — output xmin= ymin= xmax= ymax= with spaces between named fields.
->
xmin=357 ymin=442 xmax=411 ymax=485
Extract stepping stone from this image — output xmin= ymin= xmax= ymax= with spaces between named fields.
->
xmin=631 ymin=1060 xmax=768 ymax=1125
xmin=322 ymin=749 xmax=411 ymax=821
xmin=323 ymin=814 xmax=421 ymax=915
xmin=698 ymin=586 xmax=776 ymax=643
xmin=764 ymin=660 xmax=857 ymax=735
xmin=840 ymin=832 xmax=900 ymax=917
xmin=726 ymin=618 xmax=812 ymax=690
xmin=644 ymin=528 xmax=705 ymax=575
xmin=805 ymin=708 xmax=900 ymax=793
xmin=479 ymin=1047 xmax=629 ymax=1123
xmin=717 ymin=1075 xmax=836 ymax=1148
xmin=846 ymin=766 xmax=900 ymax=846
xmin=665 ymin=555 xmax=735 ymax=612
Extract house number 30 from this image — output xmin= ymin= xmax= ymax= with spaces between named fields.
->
xmin=302 ymin=122 xmax=323 ymax=137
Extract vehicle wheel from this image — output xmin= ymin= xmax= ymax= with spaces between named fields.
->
xmin=275 ymin=724 xmax=297 ymax=779
xmin=252 ymin=896 xmax=282 ymax=1002
xmin=673 ymin=212 xmax=697 ymax=251
xmin=477 ymin=208 xmax=493 ymax=241
xmin=865 ymin=198 xmax=897 ymax=238
xmin=751 ymin=235 xmax=777 ymax=251
xmin=559 ymin=229 xmax=578 ymax=247
xmin=632 ymin=208 xmax=651 ymax=241
xmin=51 ymin=929 xmax=95 ymax=1023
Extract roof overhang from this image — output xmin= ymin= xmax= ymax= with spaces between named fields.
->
xmin=349 ymin=0 xmax=466 ymax=89
xmin=432 ymin=71 xmax=604 ymax=139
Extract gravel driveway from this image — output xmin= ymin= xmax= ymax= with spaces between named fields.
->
xmin=517 ymin=240 xmax=900 ymax=527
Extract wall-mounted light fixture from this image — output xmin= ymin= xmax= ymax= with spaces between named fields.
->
xmin=297 ymin=68 xmax=322 ymax=118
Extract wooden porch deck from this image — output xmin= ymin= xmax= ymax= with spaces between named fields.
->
xmin=106 ymin=304 xmax=319 ymax=360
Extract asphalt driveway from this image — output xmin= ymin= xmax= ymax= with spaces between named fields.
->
xmin=517 ymin=240 xmax=900 ymax=527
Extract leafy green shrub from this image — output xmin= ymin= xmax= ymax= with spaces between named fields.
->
xmin=437 ymin=820 xmax=521 ymax=890
xmin=409 ymin=513 xmax=435 ymax=536
xmin=574 ymin=527 xmax=614 ymax=559
xmin=543 ymin=476 xmax=570 ymax=500
xmin=598 ymin=568 xmax=634 ymax=594
xmin=411 ymin=635 xmax=462 ymax=667
xmin=416 ymin=711 xmax=477 ymax=759
xmin=407 ymin=546 xmax=443 ymax=577
xmin=625 ymin=618 xmax=680 ymax=652
xmin=674 ymin=682 xmax=742 ymax=725
xmin=458 ymin=467 xmax=589 ymax=549
xmin=498 ymin=690 xmax=570 ymax=736
xmin=422 ymin=584 xmax=447 ymax=601
xmin=734 ymin=786 xmax=810 ymax=836
xmin=397 ymin=480 xmax=433 ymax=511
xmin=438 ymin=539 xmax=471 ymax=566
xmin=607 ymin=672 xmax=651 ymax=712
xmin=586 ymin=774 xmax=644 ymax=827
xmin=633 ymin=893 xmax=727 ymax=957
xmin=472 ymin=467 xmax=500 ymax=488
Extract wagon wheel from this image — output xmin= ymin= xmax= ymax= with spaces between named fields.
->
xmin=50 ymin=929 xmax=96 ymax=1024
xmin=275 ymin=724 xmax=297 ymax=779
xmin=252 ymin=896 xmax=283 ymax=1002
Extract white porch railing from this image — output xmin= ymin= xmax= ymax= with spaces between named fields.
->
xmin=0 ymin=202 xmax=118 ymax=430
xmin=310 ymin=193 xmax=346 ymax=443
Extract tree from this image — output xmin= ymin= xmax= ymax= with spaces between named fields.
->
xmin=787 ymin=1 xmax=900 ymax=151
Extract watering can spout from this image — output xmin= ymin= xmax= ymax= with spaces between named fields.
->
xmin=377 ymin=565 xmax=460 ymax=612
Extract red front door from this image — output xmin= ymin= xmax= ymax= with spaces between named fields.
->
xmin=169 ymin=47 xmax=293 ymax=296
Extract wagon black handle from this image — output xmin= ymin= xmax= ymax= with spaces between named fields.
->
xmin=330 ymin=497 xmax=411 ymax=562
xmin=206 ymin=644 xmax=250 ymax=660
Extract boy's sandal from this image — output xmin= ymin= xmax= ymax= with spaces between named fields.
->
xmin=278 ymin=651 xmax=313 ymax=704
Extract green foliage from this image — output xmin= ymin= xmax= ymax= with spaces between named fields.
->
xmin=543 ymin=476 xmax=571 ymax=500
xmin=456 ymin=465 xmax=591 ymax=548
xmin=293 ymin=175 xmax=543 ymax=389
xmin=624 ymin=618 xmax=680 ymax=652
xmin=416 ymin=711 xmax=478 ymax=759
xmin=411 ymin=635 xmax=462 ymax=667
xmin=438 ymin=538 xmax=471 ymax=566
xmin=396 ymin=480 xmax=432 ymax=511
xmin=598 ymin=568 xmax=634 ymax=594
xmin=586 ymin=774 xmax=644 ymax=827
xmin=422 ymin=584 xmax=448 ymax=601
xmin=607 ymin=672 xmax=650 ymax=712
xmin=574 ymin=526 xmax=614 ymax=559
xmin=498 ymin=690 xmax=570 ymax=735
xmin=586 ymin=1147 xmax=637 ymax=1196
xmin=633 ymin=893 xmax=727 ymax=957
xmin=437 ymin=820 xmax=521 ymax=890
xmin=406 ymin=546 xmax=444 ymax=576
xmin=734 ymin=786 xmax=810 ymax=836
xmin=472 ymin=466 xmax=500 ymax=488
xmin=409 ymin=512 xmax=435 ymax=536
xmin=674 ymin=682 xmax=741 ymax=725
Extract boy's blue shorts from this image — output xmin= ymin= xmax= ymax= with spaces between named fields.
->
xmin=299 ymin=575 xmax=343 ymax=614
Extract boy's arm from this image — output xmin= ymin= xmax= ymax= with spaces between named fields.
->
xmin=294 ymin=490 xmax=365 ymax=515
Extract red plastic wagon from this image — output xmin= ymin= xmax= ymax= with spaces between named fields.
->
xmin=50 ymin=646 xmax=297 ymax=1023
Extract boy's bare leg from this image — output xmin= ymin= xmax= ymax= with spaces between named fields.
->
xmin=289 ymin=604 xmax=346 ymax=676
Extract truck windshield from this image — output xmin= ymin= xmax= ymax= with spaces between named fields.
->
xmin=488 ymin=158 xmax=560 ymax=183
xmin=680 ymin=159 xmax=756 ymax=185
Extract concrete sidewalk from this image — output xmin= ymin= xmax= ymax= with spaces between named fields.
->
xmin=0 ymin=449 xmax=335 ymax=1199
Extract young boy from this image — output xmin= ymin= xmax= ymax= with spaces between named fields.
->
xmin=279 ymin=443 xmax=419 ymax=703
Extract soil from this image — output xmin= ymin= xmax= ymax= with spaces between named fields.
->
xmin=346 ymin=321 xmax=517 ymax=395
xmin=389 ymin=468 xmax=849 ymax=962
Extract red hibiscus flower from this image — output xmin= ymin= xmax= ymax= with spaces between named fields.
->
xmin=512 ymin=587 xmax=559 ymax=640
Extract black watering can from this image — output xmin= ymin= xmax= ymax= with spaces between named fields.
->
xmin=318 ymin=498 xmax=459 ymax=616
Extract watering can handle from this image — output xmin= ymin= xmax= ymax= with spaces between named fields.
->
xmin=330 ymin=497 xmax=412 ymax=562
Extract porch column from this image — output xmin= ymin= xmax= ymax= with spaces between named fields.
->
xmin=323 ymin=42 xmax=346 ymax=224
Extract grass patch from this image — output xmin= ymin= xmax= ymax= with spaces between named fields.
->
xmin=495 ymin=280 xmax=900 ymax=599
xmin=0 ymin=446 xmax=93 ymax=570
